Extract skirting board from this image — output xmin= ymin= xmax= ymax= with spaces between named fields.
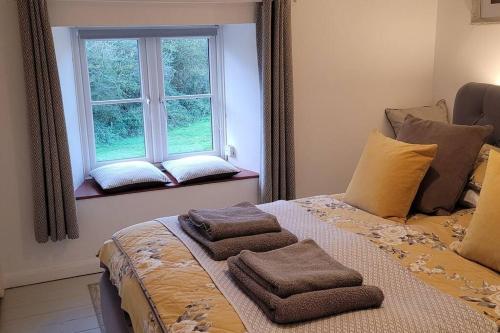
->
xmin=3 ymin=258 xmax=102 ymax=289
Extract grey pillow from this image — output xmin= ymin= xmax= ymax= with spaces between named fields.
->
xmin=397 ymin=115 xmax=492 ymax=215
xmin=385 ymin=99 xmax=449 ymax=136
xmin=90 ymin=161 xmax=169 ymax=193
xmin=162 ymin=155 xmax=240 ymax=184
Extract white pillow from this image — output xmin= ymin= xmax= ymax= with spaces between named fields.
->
xmin=90 ymin=161 xmax=169 ymax=193
xmin=162 ymin=155 xmax=240 ymax=184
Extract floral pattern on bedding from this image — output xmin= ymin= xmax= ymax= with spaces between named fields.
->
xmin=295 ymin=195 xmax=500 ymax=326
xmin=101 ymin=222 xmax=246 ymax=333
xmin=102 ymin=241 xmax=163 ymax=333
xmin=100 ymin=195 xmax=499 ymax=333
xmin=107 ymin=248 xmax=216 ymax=333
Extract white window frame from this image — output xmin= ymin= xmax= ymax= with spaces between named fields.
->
xmin=72 ymin=27 xmax=225 ymax=175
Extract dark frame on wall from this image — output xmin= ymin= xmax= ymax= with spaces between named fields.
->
xmin=472 ymin=0 xmax=500 ymax=24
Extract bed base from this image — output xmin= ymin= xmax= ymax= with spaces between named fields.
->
xmin=100 ymin=269 xmax=132 ymax=333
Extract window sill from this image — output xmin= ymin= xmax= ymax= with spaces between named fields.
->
xmin=75 ymin=168 xmax=259 ymax=201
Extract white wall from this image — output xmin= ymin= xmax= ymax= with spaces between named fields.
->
xmin=223 ymin=24 xmax=261 ymax=173
xmin=0 ymin=0 xmax=33 ymax=293
xmin=48 ymin=0 xmax=257 ymax=27
xmin=53 ymin=27 xmax=85 ymax=188
xmin=433 ymin=0 xmax=500 ymax=110
xmin=292 ymin=0 xmax=439 ymax=197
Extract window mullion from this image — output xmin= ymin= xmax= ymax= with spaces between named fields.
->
xmin=209 ymin=34 xmax=223 ymax=157
xmin=138 ymin=38 xmax=155 ymax=164
xmin=155 ymin=37 xmax=168 ymax=161
xmin=144 ymin=37 xmax=165 ymax=163
xmin=78 ymin=36 xmax=98 ymax=173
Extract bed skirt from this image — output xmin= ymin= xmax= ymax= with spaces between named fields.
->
xmin=100 ymin=269 xmax=130 ymax=333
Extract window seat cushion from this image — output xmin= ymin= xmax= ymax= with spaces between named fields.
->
xmin=76 ymin=168 xmax=258 ymax=200
xmin=89 ymin=161 xmax=169 ymax=193
xmin=162 ymin=156 xmax=240 ymax=184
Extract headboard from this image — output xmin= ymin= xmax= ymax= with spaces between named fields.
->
xmin=453 ymin=82 xmax=500 ymax=146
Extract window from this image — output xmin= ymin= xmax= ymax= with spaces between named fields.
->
xmin=75 ymin=27 xmax=223 ymax=173
xmin=85 ymin=39 xmax=145 ymax=162
xmin=161 ymin=38 xmax=214 ymax=155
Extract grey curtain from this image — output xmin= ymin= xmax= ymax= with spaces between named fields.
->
xmin=17 ymin=0 xmax=79 ymax=242
xmin=257 ymin=0 xmax=296 ymax=203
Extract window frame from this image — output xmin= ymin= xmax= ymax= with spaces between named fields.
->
xmin=72 ymin=27 xmax=225 ymax=175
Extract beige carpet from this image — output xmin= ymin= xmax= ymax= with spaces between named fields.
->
xmin=88 ymin=283 xmax=106 ymax=333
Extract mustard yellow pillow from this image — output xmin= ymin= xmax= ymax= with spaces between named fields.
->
xmin=451 ymin=150 xmax=500 ymax=272
xmin=344 ymin=131 xmax=437 ymax=219
xmin=468 ymin=144 xmax=500 ymax=192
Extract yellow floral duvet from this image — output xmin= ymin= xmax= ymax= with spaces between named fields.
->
xmin=99 ymin=195 xmax=500 ymax=333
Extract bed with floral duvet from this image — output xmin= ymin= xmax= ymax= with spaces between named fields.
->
xmin=98 ymin=194 xmax=499 ymax=333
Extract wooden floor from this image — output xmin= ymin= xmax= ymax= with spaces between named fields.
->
xmin=0 ymin=273 xmax=103 ymax=333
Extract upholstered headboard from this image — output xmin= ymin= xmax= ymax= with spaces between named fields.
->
xmin=453 ymin=82 xmax=500 ymax=146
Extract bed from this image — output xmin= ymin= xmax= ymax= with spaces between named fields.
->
xmin=98 ymin=83 xmax=500 ymax=333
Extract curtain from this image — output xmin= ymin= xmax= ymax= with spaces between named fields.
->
xmin=257 ymin=0 xmax=296 ymax=203
xmin=17 ymin=0 xmax=79 ymax=242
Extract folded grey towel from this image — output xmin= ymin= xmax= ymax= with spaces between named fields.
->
xmin=238 ymin=239 xmax=363 ymax=298
xmin=228 ymin=256 xmax=384 ymax=324
xmin=188 ymin=202 xmax=281 ymax=241
xmin=179 ymin=215 xmax=298 ymax=261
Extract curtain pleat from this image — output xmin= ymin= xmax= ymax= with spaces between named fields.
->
xmin=257 ymin=0 xmax=295 ymax=203
xmin=17 ymin=0 xmax=79 ymax=242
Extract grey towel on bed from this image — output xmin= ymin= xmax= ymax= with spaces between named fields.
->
xmin=238 ymin=239 xmax=363 ymax=298
xmin=188 ymin=202 xmax=281 ymax=241
xmin=179 ymin=215 xmax=298 ymax=261
xmin=228 ymin=256 xmax=384 ymax=324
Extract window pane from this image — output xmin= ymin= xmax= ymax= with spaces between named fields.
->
xmin=166 ymin=98 xmax=213 ymax=155
xmin=162 ymin=38 xmax=210 ymax=96
xmin=86 ymin=39 xmax=141 ymax=101
xmin=93 ymin=103 xmax=146 ymax=162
